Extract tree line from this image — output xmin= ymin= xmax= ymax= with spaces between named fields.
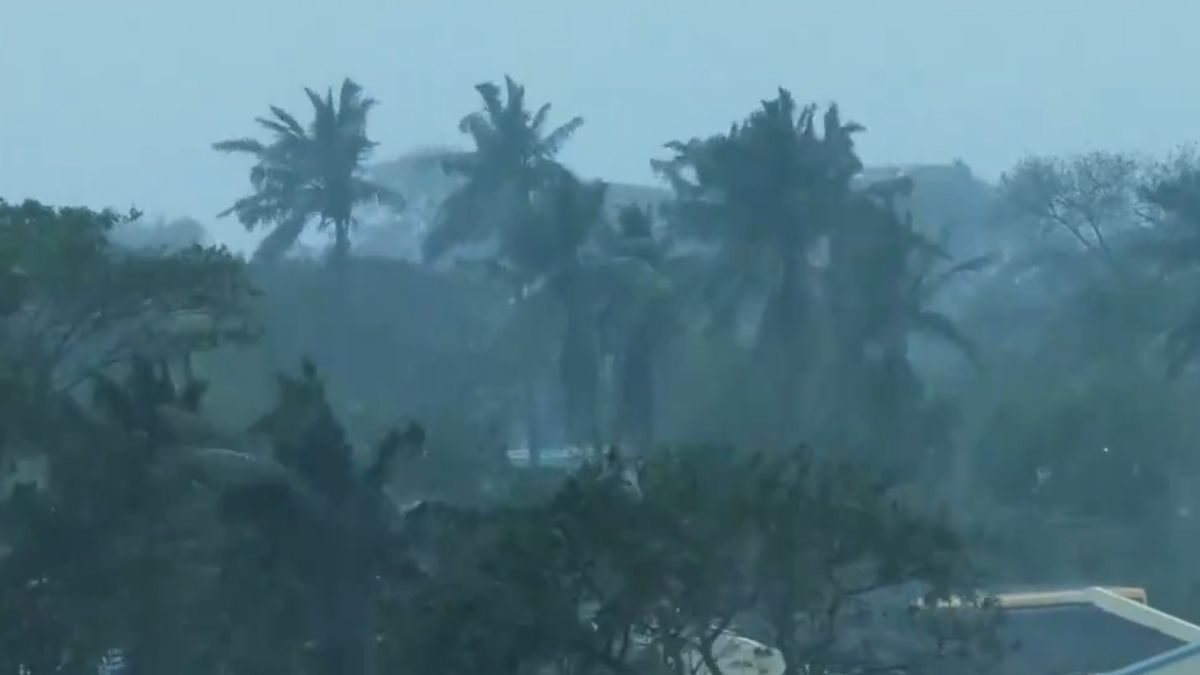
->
xmin=4 ymin=73 xmax=1200 ymax=673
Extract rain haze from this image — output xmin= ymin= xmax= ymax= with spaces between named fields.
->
xmin=4 ymin=1 xmax=1200 ymax=250
xmin=10 ymin=3 xmax=1200 ymax=675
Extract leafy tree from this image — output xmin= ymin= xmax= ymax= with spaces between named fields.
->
xmin=178 ymin=360 xmax=426 ymax=675
xmin=399 ymin=445 xmax=997 ymax=675
xmin=213 ymin=78 xmax=399 ymax=263
xmin=975 ymin=370 xmax=1182 ymax=522
xmin=0 ymin=357 xmax=231 ymax=674
xmin=741 ymin=447 xmax=999 ymax=675
xmin=997 ymin=152 xmax=1144 ymax=267
xmin=0 ymin=200 xmax=257 ymax=393
xmin=1138 ymin=150 xmax=1200 ymax=375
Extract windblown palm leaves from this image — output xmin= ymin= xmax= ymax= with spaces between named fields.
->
xmin=653 ymin=90 xmax=863 ymax=246
xmin=652 ymin=91 xmax=869 ymax=445
xmin=213 ymin=79 xmax=399 ymax=262
xmin=423 ymin=75 xmax=584 ymax=265
xmin=653 ymin=90 xmax=865 ymax=343
xmin=847 ymin=190 xmax=992 ymax=368
xmin=906 ymin=245 xmax=994 ymax=366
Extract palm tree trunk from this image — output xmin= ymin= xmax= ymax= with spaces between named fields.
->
xmin=326 ymin=220 xmax=352 ymax=385
xmin=617 ymin=322 xmax=655 ymax=452
xmin=760 ymin=248 xmax=805 ymax=447
xmin=560 ymin=302 xmax=600 ymax=448
xmin=526 ymin=377 xmax=544 ymax=468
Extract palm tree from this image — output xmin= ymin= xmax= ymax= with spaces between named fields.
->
xmin=823 ymin=187 xmax=991 ymax=473
xmin=653 ymin=90 xmax=865 ymax=445
xmin=422 ymin=75 xmax=584 ymax=267
xmin=597 ymin=205 xmax=685 ymax=451
xmin=532 ymin=172 xmax=610 ymax=446
xmin=423 ymin=76 xmax=588 ymax=460
xmin=213 ymin=78 xmax=398 ymax=263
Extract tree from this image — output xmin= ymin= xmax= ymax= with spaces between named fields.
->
xmin=176 ymin=360 xmax=425 ymax=675
xmin=398 ymin=445 xmax=998 ymax=675
xmin=110 ymin=215 xmax=208 ymax=252
xmin=213 ymin=78 xmax=399 ymax=263
xmin=422 ymin=76 xmax=590 ymax=458
xmin=653 ymin=91 xmax=865 ymax=446
xmin=823 ymin=185 xmax=991 ymax=474
xmin=997 ymin=152 xmax=1144 ymax=268
xmin=1138 ymin=150 xmax=1200 ymax=375
xmin=0 ymin=356 xmax=234 ymax=675
xmin=0 ymin=200 xmax=258 ymax=394
xmin=597 ymin=205 xmax=686 ymax=450
xmin=422 ymin=75 xmax=584 ymax=266
xmin=745 ymin=449 xmax=999 ymax=675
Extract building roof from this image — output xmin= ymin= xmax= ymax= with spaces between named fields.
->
xmin=995 ymin=604 xmax=1184 ymax=674
xmin=952 ymin=586 xmax=1200 ymax=675
xmin=710 ymin=586 xmax=1200 ymax=675
xmin=1108 ymin=641 xmax=1200 ymax=675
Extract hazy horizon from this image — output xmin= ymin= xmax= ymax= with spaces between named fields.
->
xmin=4 ymin=1 xmax=1200 ymax=251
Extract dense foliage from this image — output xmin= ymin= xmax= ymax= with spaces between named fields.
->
xmin=5 ymin=72 xmax=1200 ymax=674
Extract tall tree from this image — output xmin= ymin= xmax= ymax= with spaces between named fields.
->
xmin=0 ymin=200 xmax=257 ymax=395
xmin=1139 ymin=151 xmax=1200 ymax=375
xmin=423 ymin=76 xmax=590 ymax=458
xmin=825 ymin=186 xmax=990 ymax=475
xmin=597 ymin=204 xmax=687 ymax=450
xmin=997 ymin=152 xmax=1144 ymax=268
xmin=213 ymin=78 xmax=398 ymax=263
xmin=653 ymin=91 xmax=865 ymax=445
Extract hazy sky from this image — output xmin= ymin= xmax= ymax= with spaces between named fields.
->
xmin=3 ymin=1 xmax=1199 ymax=250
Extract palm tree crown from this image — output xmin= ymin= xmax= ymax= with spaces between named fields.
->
xmin=213 ymin=78 xmax=399 ymax=262
xmin=423 ymin=75 xmax=584 ymax=264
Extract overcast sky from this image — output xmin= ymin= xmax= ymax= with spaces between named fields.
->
xmin=3 ymin=1 xmax=1199 ymax=250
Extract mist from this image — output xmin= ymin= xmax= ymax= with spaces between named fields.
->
xmin=6 ymin=0 xmax=1200 ymax=252
xmin=5 ymin=3 xmax=1200 ymax=675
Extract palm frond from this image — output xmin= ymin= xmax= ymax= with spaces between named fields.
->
xmin=215 ymin=78 xmax=389 ymax=260
xmin=211 ymin=138 xmax=267 ymax=155
xmin=267 ymin=106 xmax=306 ymax=138
xmin=502 ymin=75 xmax=526 ymax=122
xmin=428 ymin=76 xmax=583 ymax=263
xmin=530 ymin=103 xmax=552 ymax=136
xmin=541 ymin=117 xmax=584 ymax=157
xmin=422 ymin=188 xmax=490 ymax=262
xmin=911 ymin=309 xmax=981 ymax=368
xmin=252 ymin=213 xmax=309 ymax=263
xmin=475 ymin=81 xmax=505 ymax=121
xmin=922 ymin=253 xmax=997 ymax=299
xmin=254 ymin=116 xmax=307 ymax=143
xmin=336 ymin=78 xmax=376 ymax=128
